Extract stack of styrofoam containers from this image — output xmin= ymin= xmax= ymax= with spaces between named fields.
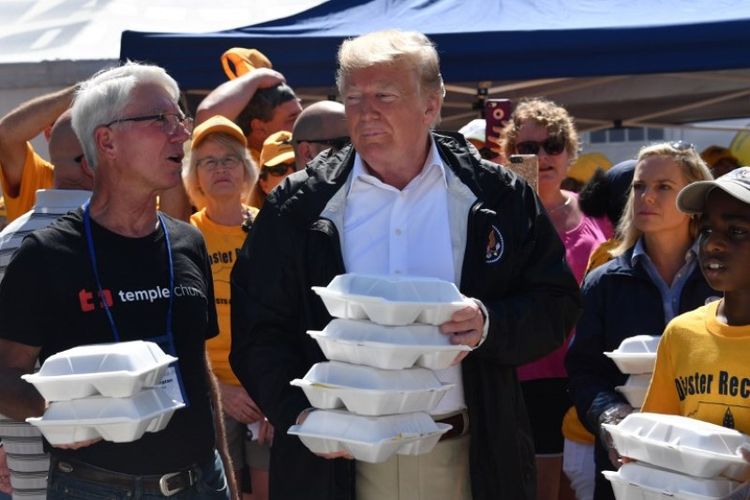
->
xmin=604 ymin=335 xmax=661 ymax=410
xmin=287 ymin=274 xmax=473 ymax=463
xmin=0 ymin=413 xmax=48 ymax=500
xmin=602 ymin=413 xmax=750 ymax=499
xmin=22 ymin=341 xmax=184 ymax=446
xmin=603 ymin=337 xmax=750 ymax=498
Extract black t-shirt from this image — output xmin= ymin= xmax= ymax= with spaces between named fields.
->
xmin=0 ymin=208 xmax=219 ymax=474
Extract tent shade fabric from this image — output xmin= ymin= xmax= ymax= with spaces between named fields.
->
xmin=120 ymin=0 xmax=750 ymax=128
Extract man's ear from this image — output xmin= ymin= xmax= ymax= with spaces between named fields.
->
xmin=423 ymin=92 xmax=441 ymax=127
xmin=94 ymin=126 xmax=116 ymax=161
xmin=296 ymin=142 xmax=315 ymax=164
xmin=250 ymin=117 xmax=268 ymax=136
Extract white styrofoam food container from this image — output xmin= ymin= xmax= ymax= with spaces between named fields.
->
xmin=616 ymin=374 xmax=652 ymax=409
xmin=604 ymin=335 xmax=660 ymax=374
xmin=603 ymin=462 xmax=742 ymax=500
xmin=307 ymin=319 xmax=471 ymax=370
xmin=291 ymin=361 xmax=454 ymax=415
xmin=312 ymin=274 xmax=471 ymax=326
xmin=603 ymin=413 xmax=750 ymax=481
xmin=288 ymin=410 xmax=450 ymax=463
xmin=22 ymin=341 xmax=177 ymax=400
xmin=26 ymin=388 xmax=184 ymax=445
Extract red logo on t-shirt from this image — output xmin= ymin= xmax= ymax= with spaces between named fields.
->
xmin=78 ymin=288 xmax=114 ymax=312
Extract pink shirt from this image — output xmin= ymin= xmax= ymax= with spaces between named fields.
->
xmin=518 ymin=192 xmax=612 ymax=381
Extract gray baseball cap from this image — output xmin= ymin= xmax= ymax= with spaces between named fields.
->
xmin=677 ymin=166 xmax=750 ymax=214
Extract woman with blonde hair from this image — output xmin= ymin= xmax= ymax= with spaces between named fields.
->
xmin=183 ymin=115 xmax=270 ymax=500
xmin=566 ymin=141 xmax=717 ymax=500
xmin=503 ymin=98 xmax=613 ymax=500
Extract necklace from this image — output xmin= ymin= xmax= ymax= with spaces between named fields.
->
xmin=547 ymin=195 xmax=572 ymax=214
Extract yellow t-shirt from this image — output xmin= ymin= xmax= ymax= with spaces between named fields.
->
xmin=0 ymin=143 xmax=54 ymax=223
xmin=190 ymin=206 xmax=256 ymax=385
xmin=642 ymin=300 xmax=750 ymax=434
xmin=584 ymin=238 xmax=619 ymax=277
xmin=562 ymin=406 xmax=595 ymax=444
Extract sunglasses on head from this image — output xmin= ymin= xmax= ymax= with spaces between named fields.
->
xmin=669 ymin=140 xmax=695 ymax=152
xmin=516 ymin=136 xmax=567 ymax=156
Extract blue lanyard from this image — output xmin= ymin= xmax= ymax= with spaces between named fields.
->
xmin=82 ymin=201 xmax=176 ymax=354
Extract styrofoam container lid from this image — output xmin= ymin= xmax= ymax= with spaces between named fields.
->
xmin=317 ymin=274 xmax=464 ymax=303
xmin=287 ymin=410 xmax=450 ymax=463
xmin=603 ymin=462 xmax=742 ymax=500
xmin=312 ymin=274 xmax=471 ymax=326
xmin=26 ymin=388 xmax=184 ymax=445
xmin=615 ymin=374 xmax=652 ymax=409
xmin=603 ymin=413 xmax=750 ymax=481
xmin=291 ymin=361 xmax=454 ymax=415
xmin=307 ymin=320 xmax=471 ymax=370
xmin=22 ymin=341 xmax=177 ymax=400
xmin=604 ymin=336 xmax=660 ymax=374
xmin=616 ymin=335 xmax=661 ymax=354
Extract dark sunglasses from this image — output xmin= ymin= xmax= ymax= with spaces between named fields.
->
xmin=516 ymin=136 xmax=567 ymax=156
xmin=299 ymin=136 xmax=350 ymax=152
xmin=263 ymin=163 xmax=295 ymax=176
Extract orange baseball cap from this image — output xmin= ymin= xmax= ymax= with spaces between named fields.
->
xmin=221 ymin=48 xmax=273 ymax=80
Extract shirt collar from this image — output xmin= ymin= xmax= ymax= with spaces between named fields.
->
xmin=349 ymin=136 xmax=448 ymax=192
xmin=631 ymin=236 xmax=700 ymax=266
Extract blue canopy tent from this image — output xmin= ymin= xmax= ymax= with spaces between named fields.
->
xmin=121 ymin=0 xmax=750 ymax=129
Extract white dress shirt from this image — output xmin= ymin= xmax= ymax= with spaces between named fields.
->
xmin=342 ymin=139 xmax=465 ymax=415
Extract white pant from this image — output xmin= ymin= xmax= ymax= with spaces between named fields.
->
xmin=562 ymin=438 xmax=595 ymax=500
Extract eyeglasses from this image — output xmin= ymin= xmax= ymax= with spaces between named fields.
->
xmin=299 ymin=136 xmax=350 ymax=152
xmin=103 ymin=112 xmax=193 ymax=135
xmin=516 ymin=136 xmax=567 ymax=156
xmin=263 ymin=163 xmax=295 ymax=176
xmin=196 ymin=155 xmax=242 ymax=171
xmin=669 ymin=140 xmax=695 ymax=152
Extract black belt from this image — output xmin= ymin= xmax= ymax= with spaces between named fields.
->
xmin=435 ymin=410 xmax=469 ymax=441
xmin=51 ymin=457 xmax=200 ymax=497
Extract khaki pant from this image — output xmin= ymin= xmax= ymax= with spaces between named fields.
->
xmin=356 ymin=433 xmax=471 ymax=500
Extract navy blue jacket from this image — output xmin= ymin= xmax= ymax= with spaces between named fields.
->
xmin=565 ymin=245 xmax=717 ymax=499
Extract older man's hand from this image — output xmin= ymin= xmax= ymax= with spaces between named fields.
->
xmin=440 ymin=301 xmax=485 ymax=364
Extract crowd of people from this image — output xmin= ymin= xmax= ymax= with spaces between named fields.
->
xmin=0 ymin=28 xmax=748 ymax=500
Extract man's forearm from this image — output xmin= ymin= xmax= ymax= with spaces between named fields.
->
xmin=0 ymin=84 xmax=78 ymax=193
xmin=0 ymin=368 xmax=45 ymax=420
xmin=0 ymin=85 xmax=77 ymax=148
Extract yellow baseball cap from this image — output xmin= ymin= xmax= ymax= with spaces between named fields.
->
xmin=568 ymin=152 xmax=612 ymax=183
xmin=221 ymin=48 xmax=273 ymax=80
xmin=260 ymin=130 xmax=295 ymax=168
xmin=191 ymin=115 xmax=247 ymax=150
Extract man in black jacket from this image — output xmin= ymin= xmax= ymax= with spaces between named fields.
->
xmin=230 ymin=29 xmax=581 ymax=500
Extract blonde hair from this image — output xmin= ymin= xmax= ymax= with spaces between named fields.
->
xmin=336 ymin=29 xmax=445 ymax=107
xmin=611 ymin=142 xmax=713 ymax=256
xmin=182 ymin=133 xmax=257 ymax=210
xmin=501 ymin=97 xmax=580 ymax=161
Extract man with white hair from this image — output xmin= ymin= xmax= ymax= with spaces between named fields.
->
xmin=0 ymin=62 xmax=230 ymax=499
xmin=230 ymin=30 xmax=580 ymax=500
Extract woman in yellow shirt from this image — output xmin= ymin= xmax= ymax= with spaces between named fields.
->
xmin=183 ymin=115 xmax=268 ymax=500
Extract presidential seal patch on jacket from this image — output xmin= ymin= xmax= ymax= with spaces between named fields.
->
xmin=485 ymin=225 xmax=504 ymax=264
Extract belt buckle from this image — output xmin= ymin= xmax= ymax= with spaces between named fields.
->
xmin=159 ymin=471 xmax=187 ymax=497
